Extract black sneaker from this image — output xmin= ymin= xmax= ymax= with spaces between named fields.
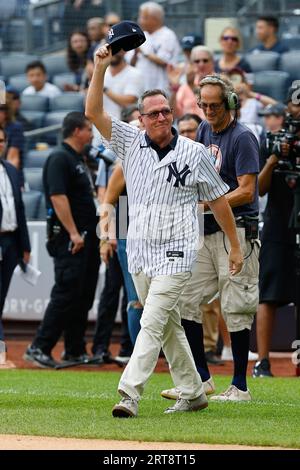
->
xmin=61 ymin=352 xmax=91 ymax=363
xmin=92 ymin=349 xmax=114 ymax=364
xmin=205 ymin=350 xmax=224 ymax=366
xmin=252 ymin=358 xmax=273 ymax=378
xmin=23 ymin=345 xmax=57 ymax=368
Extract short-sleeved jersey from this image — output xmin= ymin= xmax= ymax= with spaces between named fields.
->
xmin=43 ymin=143 xmax=97 ymax=233
xmin=107 ymin=117 xmax=229 ymax=276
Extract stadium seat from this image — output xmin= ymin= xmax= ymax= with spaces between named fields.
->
xmin=253 ymin=71 xmax=290 ymax=102
xmin=245 ymin=52 xmax=280 ymax=72
xmin=21 ymin=110 xmax=45 ymax=129
xmin=52 ymin=73 xmax=76 ymax=91
xmin=49 ymin=93 xmax=84 ymax=112
xmin=8 ymin=74 xmax=29 ymax=93
xmin=282 ymin=34 xmax=300 ymax=51
xmin=22 ymin=190 xmax=43 ymax=220
xmin=0 ymin=54 xmax=39 ymax=79
xmin=20 ymin=95 xmax=49 ymax=112
xmin=24 ymin=148 xmax=52 ymax=168
xmin=36 ymin=194 xmax=47 ymax=220
xmin=23 ymin=167 xmax=44 ymax=192
xmin=42 ymin=54 xmax=69 ymax=79
xmin=279 ymin=51 xmax=300 ymax=85
xmin=42 ymin=111 xmax=65 ymax=145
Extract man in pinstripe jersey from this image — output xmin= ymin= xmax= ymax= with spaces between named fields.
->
xmin=86 ymin=44 xmax=244 ymax=417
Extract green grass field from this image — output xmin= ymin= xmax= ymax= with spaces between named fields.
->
xmin=0 ymin=369 xmax=300 ymax=448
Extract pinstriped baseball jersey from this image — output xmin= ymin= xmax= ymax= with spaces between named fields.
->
xmin=108 ymin=117 xmax=229 ymax=276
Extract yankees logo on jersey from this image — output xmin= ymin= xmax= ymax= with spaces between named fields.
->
xmin=167 ymin=162 xmax=191 ymax=187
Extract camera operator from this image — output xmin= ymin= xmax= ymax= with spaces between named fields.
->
xmin=253 ymin=86 xmax=300 ymax=377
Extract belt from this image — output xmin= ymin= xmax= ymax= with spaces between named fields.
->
xmin=0 ymin=230 xmax=16 ymax=236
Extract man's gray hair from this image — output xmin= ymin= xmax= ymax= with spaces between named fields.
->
xmin=190 ymin=46 xmax=214 ymax=61
xmin=139 ymin=2 xmax=164 ymax=21
xmin=138 ymin=89 xmax=169 ymax=113
xmin=199 ymin=74 xmax=234 ymax=101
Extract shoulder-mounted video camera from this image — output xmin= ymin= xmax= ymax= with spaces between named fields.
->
xmin=266 ymin=114 xmax=300 ymax=171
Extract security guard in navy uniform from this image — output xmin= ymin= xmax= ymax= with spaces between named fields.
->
xmin=24 ymin=112 xmax=100 ymax=368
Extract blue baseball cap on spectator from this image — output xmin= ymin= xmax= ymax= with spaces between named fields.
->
xmin=181 ymin=34 xmax=203 ymax=50
xmin=6 ymin=85 xmax=20 ymax=99
xmin=106 ymin=20 xmax=146 ymax=55
xmin=259 ymin=102 xmax=286 ymax=116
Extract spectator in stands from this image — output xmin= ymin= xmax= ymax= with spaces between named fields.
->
xmin=181 ymin=34 xmax=203 ymax=64
xmin=249 ymin=16 xmax=289 ymax=54
xmin=86 ymin=17 xmax=108 ymax=62
xmin=0 ymin=101 xmax=24 ymax=184
xmin=0 ymin=126 xmax=30 ymax=357
xmin=6 ymin=86 xmax=32 ymax=132
xmin=191 ymin=46 xmax=215 ymax=86
xmin=65 ymin=30 xmax=90 ymax=91
xmin=259 ymin=102 xmax=286 ymax=132
xmin=169 ymin=64 xmax=202 ymax=119
xmin=177 ymin=113 xmax=202 ymax=140
xmin=215 ymin=27 xmax=252 ymax=74
xmin=129 ymin=1 xmax=181 ymax=91
xmin=224 ymin=68 xmax=277 ymax=125
xmin=22 ymin=61 xmax=61 ymax=99
xmin=104 ymin=12 xmax=121 ymax=28
xmin=102 ymin=49 xmax=144 ymax=120
xmin=24 ymin=112 xmax=100 ymax=368
xmin=189 ymin=46 xmax=215 ymax=120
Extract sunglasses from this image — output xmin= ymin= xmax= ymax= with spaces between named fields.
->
xmin=141 ymin=108 xmax=173 ymax=120
xmin=222 ymin=35 xmax=239 ymax=42
xmin=197 ymin=101 xmax=224 ymax=111
xmin=193 ymin=58 xmax=209 ymax=64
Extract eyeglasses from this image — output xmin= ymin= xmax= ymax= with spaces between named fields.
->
xmin=193 ymin=58 xmax=209 ymax=64
xmin=222 ymin=35 xmax=239 ymax=42
xmin=140 ymin=108 xmax=173 ymax=120
xmin=197 ymin=101 xmax=224 ymax=111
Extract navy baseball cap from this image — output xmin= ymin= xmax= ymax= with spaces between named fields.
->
xmin=6 ymin=85 xmax=20 ymax=99
xmin=258 ymin=102 xmax=286 ymax=116
xmin=180 ymin=34 xmax=203 ymax=50
xmin=106 ymin=20 xmax=146 ymax=55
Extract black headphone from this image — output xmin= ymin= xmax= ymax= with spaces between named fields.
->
xmin=200 ymin=75 xmax=239 ymax=110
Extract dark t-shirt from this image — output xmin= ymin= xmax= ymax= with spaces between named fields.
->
xmin=196 ymin=120 xmax=260 ymax=235
xmin=215 ymin=57 xmax=252 ymax=74
xmin=259 ymin=143 xmax=295 ymax=244
xmin=43 ymin=142 xmax=97 ymax=233
xmin=249 ymin=41 xmax=289 ymax=54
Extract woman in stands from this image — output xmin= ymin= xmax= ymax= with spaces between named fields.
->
xmin=65 ymin=30 xmax=90 ymax=91
xmin=215 ymin=27 xmax=252 ymax=75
